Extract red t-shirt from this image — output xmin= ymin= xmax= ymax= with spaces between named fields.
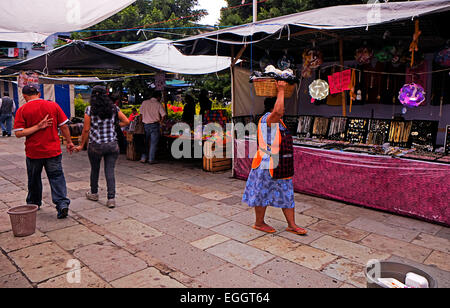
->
xmin=14 ymin=99 xmax=68 ymax=159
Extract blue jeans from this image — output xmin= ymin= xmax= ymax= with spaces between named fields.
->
xmin=0 ymin=114 xmax=12 ymax=135
xmin=88 ymin=142 xmax=119 ymax=200
xmin=141 ymin=123 xmax=160 ymax=162
xmin=26 ymin=155 xmax=70 ymax=210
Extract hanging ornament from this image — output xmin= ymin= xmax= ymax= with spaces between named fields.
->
xmin=375 ymin=46 xmax=394 ymax=63
xmin=309 ymin=79 xmax=329 ymax=101
xmin=402 ymin=107 xmax=408 ymax=114
xmin=409 ymin=20 xmax=422 ymax=68
xmin=355 ymin=47 xmax=373 ymax=65
xmin=301 ymin=48 xmax=323 ymax=78
xmin=435 ymin=47 xmax=450 ymax=67
xmin=398 ymin=83 xmax=426 ymax=108
xmin=277 ymin=52 xmax=294 ymax=70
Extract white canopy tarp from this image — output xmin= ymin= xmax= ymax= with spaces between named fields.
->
xmin=1 ymin=39 xmax=234 ymax=75
xmin=0 ymin=0 xmax=136 ymax=43
xmin=177 ymin=0 xmax=450 ymax=46
xmin=117 ymin=37 xmax=234 ymax=75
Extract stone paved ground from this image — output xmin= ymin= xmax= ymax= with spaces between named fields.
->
xmin=1 ymin=136 xmax=449 ymax=288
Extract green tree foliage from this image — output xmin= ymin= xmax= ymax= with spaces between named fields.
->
xmin=72 ymin=0 xmax=205 ymax=46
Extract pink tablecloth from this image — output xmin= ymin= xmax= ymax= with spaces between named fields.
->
xmin=234 ymin=139 xmax=450 ymax=226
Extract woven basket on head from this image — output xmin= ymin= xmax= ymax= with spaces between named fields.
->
xmin=253 ymin=78 xmax=296 ymax=98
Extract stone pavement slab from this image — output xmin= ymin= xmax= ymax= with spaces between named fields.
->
xmin=321 ymin=258 xmax=367 ymax=288
xmin=383 ymin=215 xmax=443 ymax=235
xmin=185 ymin=212 xmax=229 ymax=229
xmin=303 ymin=207 xmax=355 ymax=225
xmin=136 ymin=235 xmax=226 ymax=277
xmin=190 ymin=235 xmax=230 ymax=250
xmin=8 ymin=242 xmax=74 ymax=283
xmin=0 ymin=252 xmax=17 ymax=277
xmin=194 ymin=201 xmax=245 ymax=218
xmin=102 ymin=218 xmax=163 ymax=245
xmin=347 ymin=217 xmax=421 ymax=242
xmin=311 ymin=235 xmax=391 ymax=265
xmin=206 ymin=240 xmax=274 ymax=270
xmin=195 ymin=263 xmax=280 ymax=288
xmin=69 ymin=197 xmax=103 ymax=212
xmin=0 ymin=202 xmax=7 ymax=211
xmin=164 ymin=190 xmax=210 ymax=206
xmin=46 ymin=225 xmax=105 ymax=251
xmin=424 ymin=251 xmax=450 ymax=272
xmin=116 ymin=203 xmax=171 ymax=224
xmin=211 ymin=221 xmax=265 ymax=243
xmin=127 ymin=193 xmax=169 ymax=206
xmin=283 ymin=245 xmax=338 ymax=270
xmin=149 ymin=217 xmax=214 ymax=243
xmin=278 ymin=228 xmax=325 ymax=245
xmin=0 ymin=230 xmax=50 ymax=253
xmin=253 ymin=257 xmax=341 ymax=288
xmin=73 ymin=243 xmax=147 ymax=282
xmin=247 ymin=235 xmax=300 ymax=256
xmin=435 ymin=227 xmax=450 ymax=241
xmin=110 ymin=267 xmax=186 ymax=288
xmin=38 ymin=267 xmax=111 ymax=288
xmin=308 ymin=220 xmax=370 ymax=242
xmin=35 ymin=207 xmax=79 ymax=233
xmin=0 ymin=190 xmax=28 ymax=203
xmin=134 ymin=173 xmax=168 ymax=182
xmin=77 ymin=207 xmax=128 ymax=225
xmin=360 ymin=233 xmax=432 ymax=263
xmin=411 ymin=233 xmax=450 ymax=254
xmin=334 ymin=205 xmax=391 ymax=223
xmin=150 ymin=200 xmax=204 ymax=219
xmin=0 ymin=271 xmax=32 ymax=288
xmin=200 ymin=191 xmax=234 ymax=201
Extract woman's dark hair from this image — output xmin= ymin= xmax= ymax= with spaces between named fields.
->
xmin=264 ymin=97 xmax=277 ymax=113
xmin=90 ymin=85 xmax=115 ymax=120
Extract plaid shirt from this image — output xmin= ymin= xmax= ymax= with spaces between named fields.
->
xmin=85 ymin=106 xmax=119 ymax=144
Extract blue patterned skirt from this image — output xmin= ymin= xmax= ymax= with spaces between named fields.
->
xmin=242 ymin=167 xmax=295 ymax=209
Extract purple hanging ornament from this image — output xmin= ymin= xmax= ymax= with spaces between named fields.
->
xmin=398 ymin=83 xmax=426 ymax=107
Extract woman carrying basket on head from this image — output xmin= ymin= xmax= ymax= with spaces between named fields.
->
xmin=243 ymin=81 xmax=307 ymax=235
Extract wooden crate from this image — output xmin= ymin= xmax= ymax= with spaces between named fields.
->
xmin=126 ymin=133 xmax=141 ymax=161
xmin=203 ymin=140 xmax=232 ymax=172
xmin=203 ymin=156 xmax=232 ymax=172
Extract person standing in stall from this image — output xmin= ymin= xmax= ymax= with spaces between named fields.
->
xmin=199 ymin=89 xmax=212 ymax=116
xmin=74 ymin=86 xmax=129 ymax=208
xmin=139 ymin=91 xmax=166 ymax=164
xmin=0 ymin=93 xmax=16 ymax=137
xmin=242 ymin=81 xmax=307 ymax=235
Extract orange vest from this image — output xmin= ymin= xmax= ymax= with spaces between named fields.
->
xmin=251 ymin=117 xmax=292 ymax=180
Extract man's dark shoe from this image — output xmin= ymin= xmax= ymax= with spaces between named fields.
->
xmin=2 ymin=131 xmax=6 ymax=137
xmin=57 ymin=207 xmax=69 ymax=219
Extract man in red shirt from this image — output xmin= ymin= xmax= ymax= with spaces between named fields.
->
xmin=14 ymin=85 xmax=74 ymax=219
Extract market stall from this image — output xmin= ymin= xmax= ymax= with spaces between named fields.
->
xmin=177 ymin=0 xmax=450 ymax=225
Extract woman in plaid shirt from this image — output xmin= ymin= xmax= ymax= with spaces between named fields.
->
xmin=75 ymin=86 xmax=129 ymax=208
xmin=242 ymin=81 xmax=307 ymax=235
